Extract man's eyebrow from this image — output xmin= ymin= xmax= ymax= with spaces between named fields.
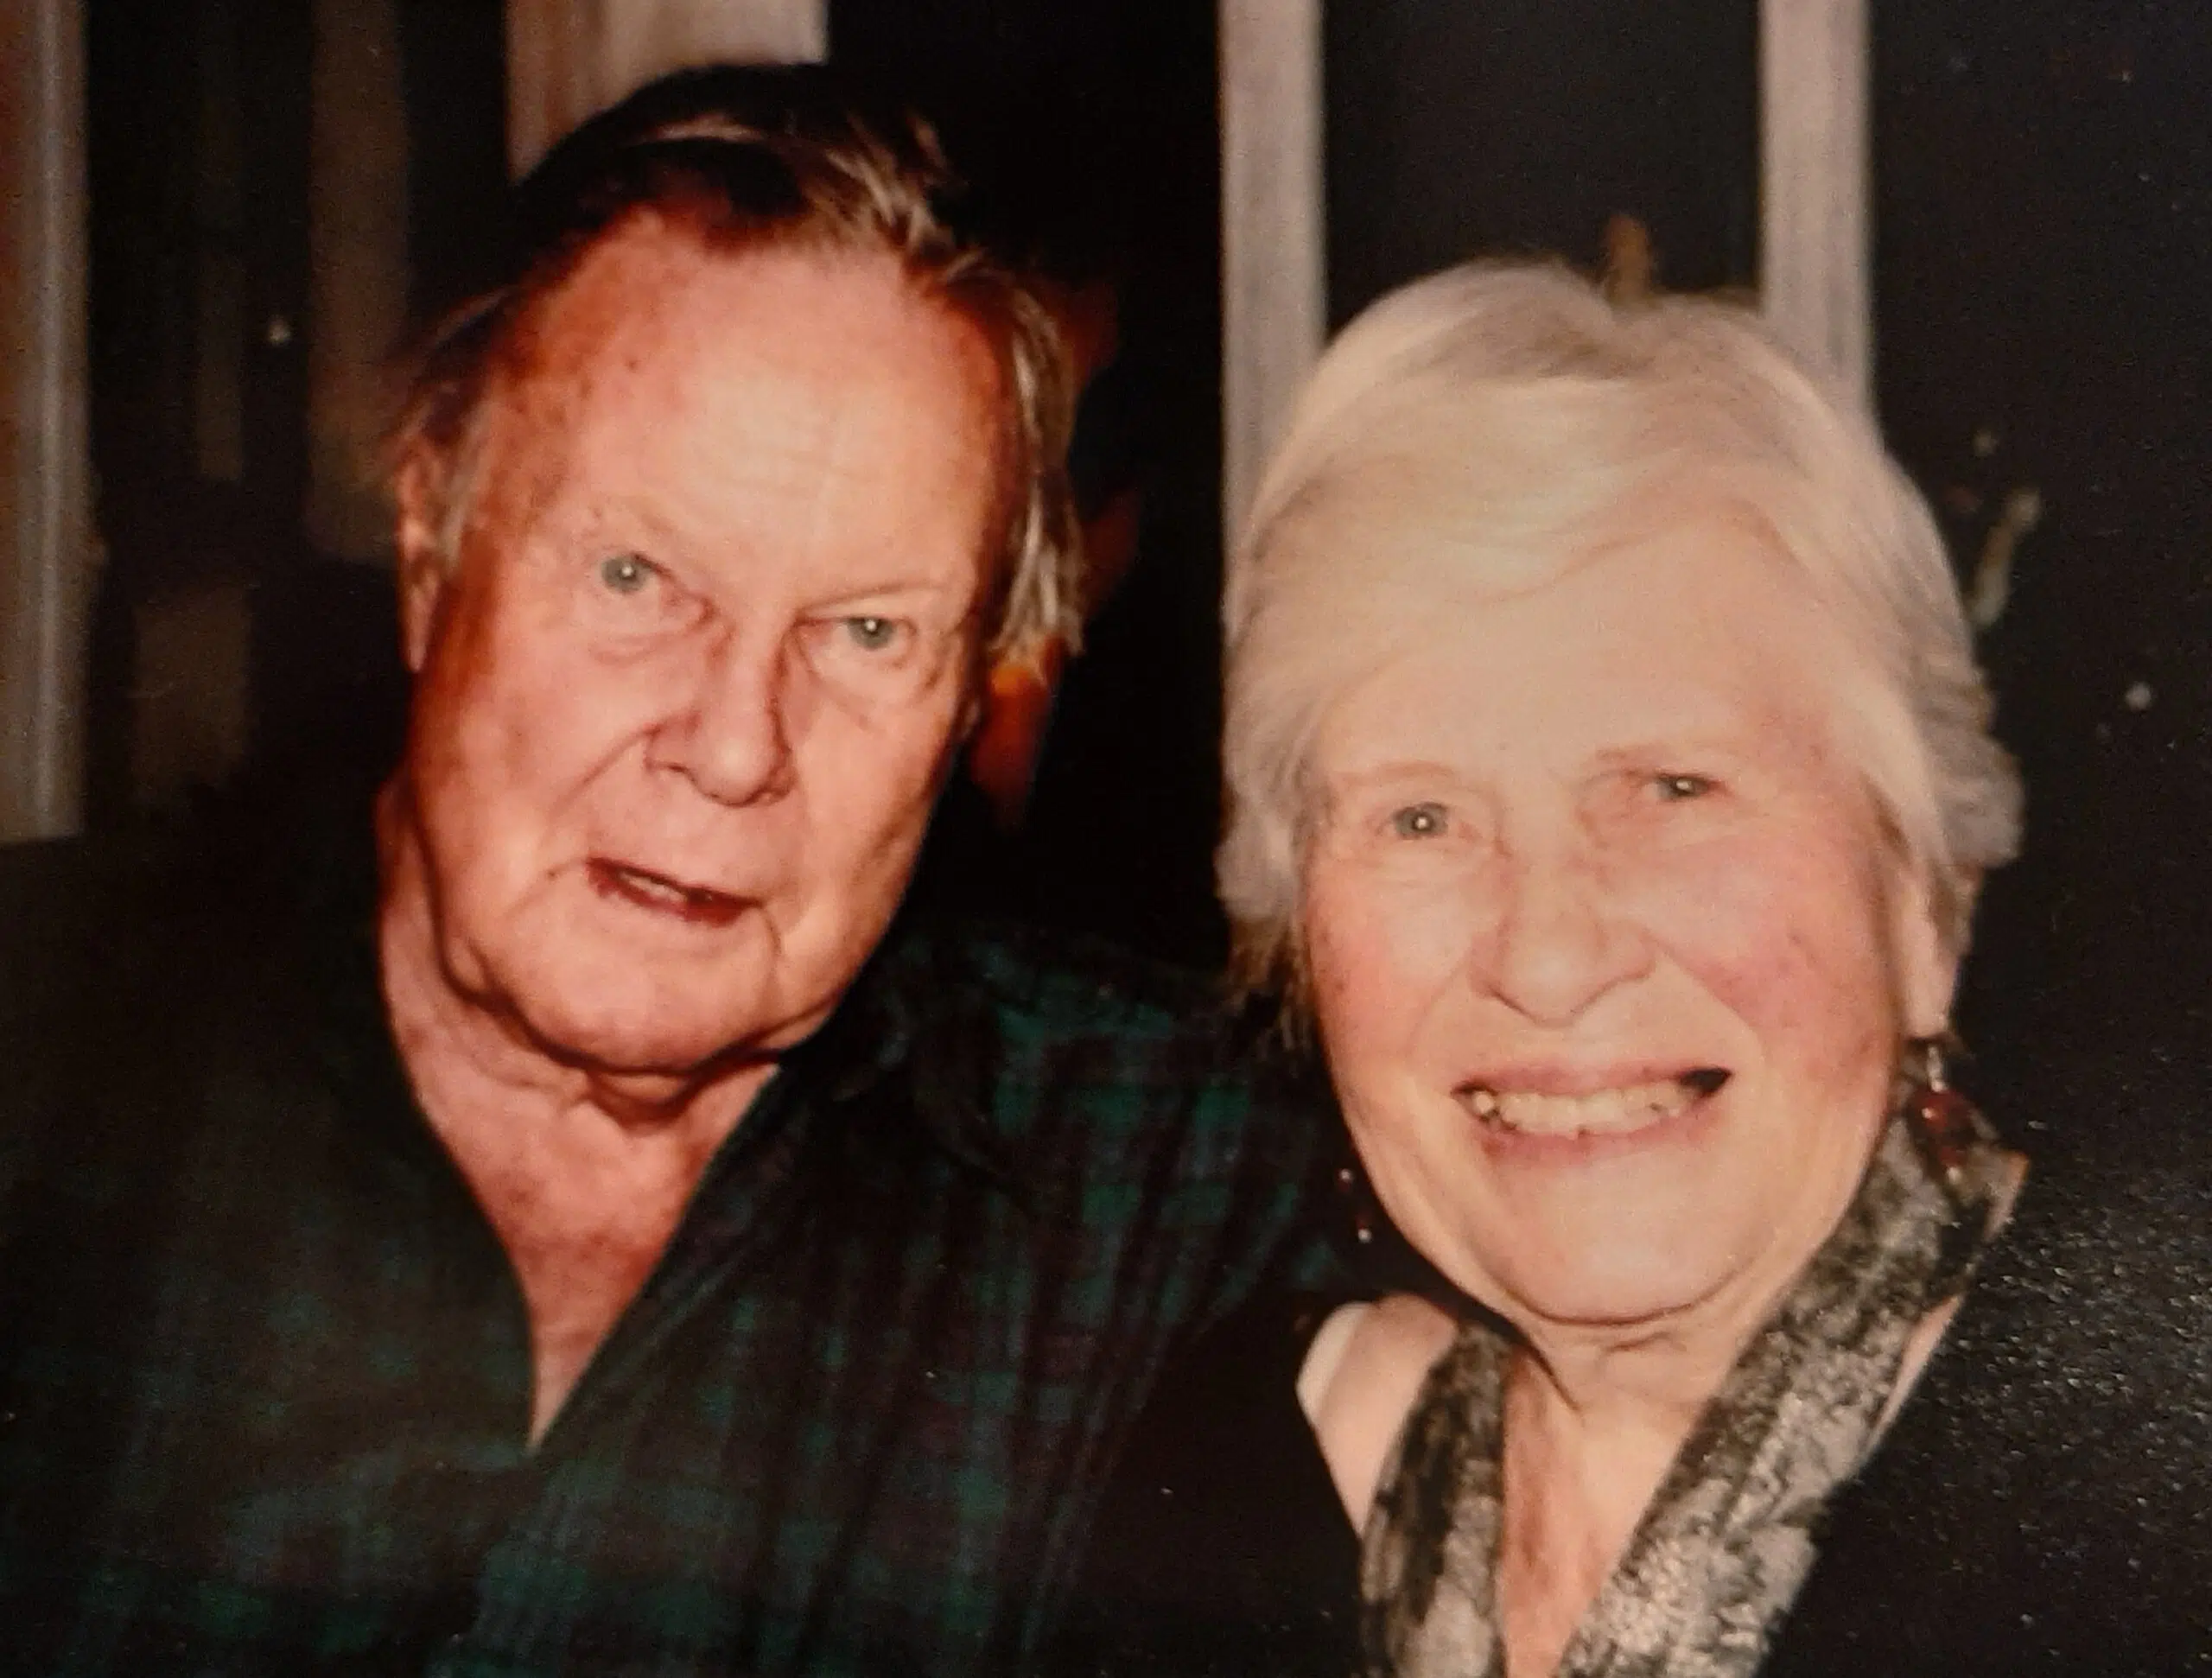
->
xmin=810 ymin=575 xmax=969 ymax=606
xmin=544 ymin=498 xmax=687 ymax=554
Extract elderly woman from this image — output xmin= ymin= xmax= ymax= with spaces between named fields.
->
xmin=1055 ymin=264 xmax=2212 ymax=1676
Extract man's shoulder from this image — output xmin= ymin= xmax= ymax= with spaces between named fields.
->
xmin=1 ymin=827 xmax=175 ymax=949
xmin=924 ymin=916 xmax=1245 ymax=1046
xmin=0 ymin=827 xmax=251 ymax=1232
xmin=0 ymin=828 xmax=205 ymax=1036
xmin=0 ymin=807 xmax=372 ymax=1173
xmin=0 ymin=817 xmax=312 ymax=1015
xmin=878 ymin=915 xmax=1332 ymax=1183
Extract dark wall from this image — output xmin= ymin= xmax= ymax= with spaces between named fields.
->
xmin=1325 ymin=0 xmax=1758 ymax=322
xmin=84 ymin=0 xmax=504 ymax=824
xmin=86 ymin=0 xmax=315 ymax=823
xmin=397 ymin=0 xmax=510 ymax=322
xmin=1875 ymin=3 xmax=2212 ymax=1063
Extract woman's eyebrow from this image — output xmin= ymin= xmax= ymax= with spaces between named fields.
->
xmin=1586 ymin=728 xmax=1757 ymax=769
xmin=1321 ymin=758 xmax=1468 ymax=792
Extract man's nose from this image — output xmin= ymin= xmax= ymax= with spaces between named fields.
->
xmin=651 ymin=629 xmax=797 ymax=807
xmin=1475 ymin=842 xmax=1652 ymax=1027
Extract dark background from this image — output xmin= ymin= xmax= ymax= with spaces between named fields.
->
xmin=79 ymin=1 xmax=2212 ymax=1079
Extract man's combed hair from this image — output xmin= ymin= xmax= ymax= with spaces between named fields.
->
xmin=1219 ymin=261 xmax=2024 ymax=1005
xmin=391 ymin=64 xmax=1082 ymax=669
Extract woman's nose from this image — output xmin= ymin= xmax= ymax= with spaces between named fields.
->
xmin=1476 ymin=844 xmax=1652 ymax=1027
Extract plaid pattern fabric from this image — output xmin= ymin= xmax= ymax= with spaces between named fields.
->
xmin=0 ymin=834 xmax=1334 ymax=1676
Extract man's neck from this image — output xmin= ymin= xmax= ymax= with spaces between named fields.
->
xmin=375 ymin=807 xmax=773 ymax=1443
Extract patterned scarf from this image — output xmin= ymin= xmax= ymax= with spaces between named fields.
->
xmin=1362 ymin=1100 xmax=2018 ymax=1678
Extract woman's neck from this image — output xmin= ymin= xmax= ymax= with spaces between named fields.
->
xmin=1493 ymin=1319 xmax=1751 ymax=1678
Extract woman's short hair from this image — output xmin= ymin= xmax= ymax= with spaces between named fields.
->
xmin=1219 ymin=261 xmax=2022 ymax=998
xmin=390 ymin=63 xmax=1080 ymax=669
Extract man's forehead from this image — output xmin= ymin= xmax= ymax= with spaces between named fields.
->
xmin=458 ymin=216 xmax=1008 ymax=601
xmin=467 ymin=216 xmax=998 ymax=484
xmin=498 ymin=216 xmax=992 ymax=411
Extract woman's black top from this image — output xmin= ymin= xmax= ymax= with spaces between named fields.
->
xmin=1048 ymin=1293 xmax=1360 ymax=1677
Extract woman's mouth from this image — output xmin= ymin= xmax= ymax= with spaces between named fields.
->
xmin=1454 ymin=1068 xmax=1730 ymax=1139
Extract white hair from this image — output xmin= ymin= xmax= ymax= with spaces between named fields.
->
xmin=1219 ymin=261 xmax=2022 ymax=998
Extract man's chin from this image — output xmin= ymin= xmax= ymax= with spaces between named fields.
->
xmin=479 ymin=958 xmax=787 ymax=1077
xmin=442 ymin=906 xmax=868 ymax=1090
xmin=521 ymin=1001 xmax=781 ymax=1082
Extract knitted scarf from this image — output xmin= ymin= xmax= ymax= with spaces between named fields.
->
xmin=1362 ymin=1103 xmax=2018 ymax=1678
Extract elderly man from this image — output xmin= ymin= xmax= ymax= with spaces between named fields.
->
xmin=0 ymin=67 xmax=1327 ymax=1675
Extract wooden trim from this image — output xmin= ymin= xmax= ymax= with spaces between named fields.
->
xmin=1218 ymin=0 xmax=1325 ymax=550
xmin=307 ymin=0 xmax=410 ymax=562
xmin=1 ymin=0 xmax=92 ymax=840
xmin=1760 ymin=0 xmax=1872 ymax=405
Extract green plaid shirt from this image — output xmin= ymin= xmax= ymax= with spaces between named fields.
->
xmin=0 ymin=823 xmax=1335 ymax=1676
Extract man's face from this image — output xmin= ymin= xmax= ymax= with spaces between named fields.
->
xmin=393 ymin=219 xmax=1003 ymax=1077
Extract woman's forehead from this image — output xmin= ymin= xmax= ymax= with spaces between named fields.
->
xmin=1306 ymin=512 xmax=1869 ymax=773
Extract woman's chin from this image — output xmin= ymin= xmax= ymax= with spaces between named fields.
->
xmin=1503 ymin=1262 xmax=1738 ymax=1338
xmin=1471 ymin=1206 xmax=1768 ymax=1342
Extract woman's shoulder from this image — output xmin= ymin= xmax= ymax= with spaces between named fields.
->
xmin=1763 ymin=1037 xmax=2212 ymax=1674
xmin=1301 ymin=1293 xmax=1459 ymax=1530
xmin=1971 ymin=1035 xmax=2212 ymax=1375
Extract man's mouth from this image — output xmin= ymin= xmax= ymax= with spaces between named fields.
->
xmin=1454 ymin=1067 xmax=1730 ymax=1139
xmin=587 ymin=859 xmax=747 ymax=927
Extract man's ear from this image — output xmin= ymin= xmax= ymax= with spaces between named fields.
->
xmin=392 ymin=446 xmax=453 ymax=674
xmin=1891 ymin=860 xmax=1961 ymax=1040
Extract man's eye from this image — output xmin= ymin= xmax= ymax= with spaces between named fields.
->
xmin=1389 ymin=802 xmax=1449 ymax=839
xmin=1655 ymin=772 xmax=1715 ymax=803
xmin=597 ymin=553 xmax=658 ymax=596
xmin=843 ymin=616 xmax=905 ymax=652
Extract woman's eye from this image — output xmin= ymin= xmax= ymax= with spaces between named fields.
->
xmin=1654 ymin=772 xmax=1715 ymax=803
xmin=596 ymin=552 xmax=657 ymax=596
xmin=843 ymin=615 xmax=903 ymax=652
xmin=1389 ymin=802 xmax=1450 ymax=839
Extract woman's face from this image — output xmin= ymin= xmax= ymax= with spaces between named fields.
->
xmin=1301 ymin=505 xmax=1954 ymax=1341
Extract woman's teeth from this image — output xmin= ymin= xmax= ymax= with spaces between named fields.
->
xmin=1457 ymin=1073 xmax=1724 ymax=1138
